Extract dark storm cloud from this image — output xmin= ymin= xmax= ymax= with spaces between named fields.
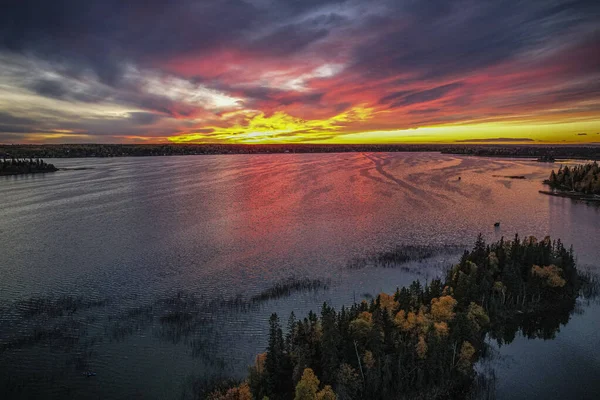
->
xmin=0 ymin=111 xmax=38 ymax=127
xmin=351 ymin=0 xmax=600 ymax=80
xmin=28 ymin=79 xmax=68 ymax=99
xmin=128 ymin=112 xmax=163 ymax=125
xmin=2 ymin=0 xmax=598 ymax=89
xmin=379 ymin=83 xmax=463 ymax=108
xmin=0 ymin=0 xmax=262 ymax=84
xmin=577 ymin=133 xmax=588 ymax=136
xmin=0 ymin=125 xmax=35 ymax=134
xmin=0 ymin=0 xmax=348 ymax=86
xmin=27 ymin=78 xmax=112 ymax=103
xmin=250 ymin=14 xmax=346 ymax=56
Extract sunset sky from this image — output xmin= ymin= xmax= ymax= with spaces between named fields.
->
xmin=1 ymin=0 xmax=599 ymax=144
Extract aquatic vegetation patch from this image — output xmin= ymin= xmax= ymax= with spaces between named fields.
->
xmin=250 ymin=277 xmax=331 ymax=303
xmin=15 ymin=295 xmax=107 ymax=318
xmin=348 ymin=244 xmax=467 ymax=269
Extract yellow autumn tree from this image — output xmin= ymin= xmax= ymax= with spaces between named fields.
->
xmin=532 ymin=265 xmax=566 ymax=288
xmin=295 ymin=368 xmax=320 ymax=400
xmin=416 ymin=335 xmax=428 ymax=359
xmin=395 ymin=307 xmax=430 ymax=335
xmin=378 ymin=293 xmax=398 ymax=315
xmin=255 ymin=353 xmax=266 ymax=374
xmin=295 ymin=369 xmax=337 ymax=400
xmin=395 ymin=310 xmax=416 ymax=332
xmin=430 ymin=295 xmax=457 ymax=322
xmin=316 ymin=385 xmax=337 ymax=400
xmin=442 ymin=285 xmax=453 ymax=296
xmin=433 ymin=321 xmax=449 ymax=337
xmin=467 ymin=302 xmax=490 ymax=331
xmin=350 ymin=311 xmax=373 ymax=340
xmin=208 ymin=383 xmax=253 ymax=400
xmin=363 ymin=350 xmax=375 ymax=369
xmin=457 ymin=341 xmax=476 ymax=374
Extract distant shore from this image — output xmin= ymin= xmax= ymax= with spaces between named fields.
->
xmin=0 ymin=143 xmax=599 ymax=159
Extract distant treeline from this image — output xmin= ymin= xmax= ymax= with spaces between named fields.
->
xmin=0 ymin=144 xmax=444 ymax=158
xmin=0 ymin=158 xmax=57 ymax=176
xmin=209 ymin=235 xmax=584 ymax=400
xmin=0 ymin=144 xmax=598 ymax=159
xmin=544 ymin=162 xmax=600 ymax=194
xmin=442 ymin=145 xmax=600 ymax=160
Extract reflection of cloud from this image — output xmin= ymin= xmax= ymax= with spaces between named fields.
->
xmin=455 ymin=138 xmax=535 ymax=143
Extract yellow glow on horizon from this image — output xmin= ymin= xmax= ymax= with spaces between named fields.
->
xmin=168 ymin=106 xmax=374 ymax=143
xmin=167 ymin=109 xmax=600 ymax=145
xmin=319 ymin=120 xmax=600 ymax=144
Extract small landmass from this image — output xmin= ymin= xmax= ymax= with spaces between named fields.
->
xmin=0 ymin=158 xmax=58 ymax=176
xmin=492 ymin=175 xmax=526 ymax=179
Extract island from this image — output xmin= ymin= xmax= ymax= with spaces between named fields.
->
xmin=0 ymin=158 xmax=58 ymax=176
xmin=207 ymin=235 xmax=586 ymax=400
xmin=540 ymin=162 xmax=600 ymax=201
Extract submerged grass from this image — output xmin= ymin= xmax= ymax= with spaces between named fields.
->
xmin=250 ymin=277 xmax=331 ymax=303
xmin=578 ymin=270 xmax=600 ymax=300
xmin=16 ymin=295 xmax=107 ymax=318
xmin=348 ymin=244 xmax=467 ymax=269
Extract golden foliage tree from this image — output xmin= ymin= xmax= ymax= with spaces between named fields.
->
xmin=467 ymin=302 xmax=490 ymax=331
xmin=363 ymin=350 xmax=375 ymax=369
xmin=378 ymin=293 xmax=398 ymax=314
xmin=532 ymin=265 xmax=566 ymax=288
xmin=430 ymin=295 xmax=457 ymax=322
xmin=457 ymin=341 xmax=476 ymax=374
xmin=208 ymin=383 xmax=253 ymax=400
xmin=295 ymin=368 xmax=337 ymax=400
xmin=350 ymin=312 xmax=373 ymax=340
xmin=316 ymin=385 xmax=337 ymax=400
xmin=295 ymin=368 xmax=320 ymax=400
xmin=416 ymin=335 xmax=428 ymax=359
xmin=433 ymin=321 xmax=449 ymax=337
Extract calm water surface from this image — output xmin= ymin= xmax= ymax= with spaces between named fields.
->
xmin=1 ymin=153 xmax=598 ymax=399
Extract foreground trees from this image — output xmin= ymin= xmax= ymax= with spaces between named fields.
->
xmin=209 ymin=235 xmax=581 ymax=400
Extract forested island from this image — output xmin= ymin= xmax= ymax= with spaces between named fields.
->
xmin=0 ymin=144 xmax=598 ymax=159
xmin=207 ymin=235 xmax=587 ymax=400
xmin=543 ymin=162 xmax=600 ymax=195
xmin=0 ymin=158 xmax=58 ymax=176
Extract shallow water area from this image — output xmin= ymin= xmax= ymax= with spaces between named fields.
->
xmin=1 ymin=153 xmax=598 ymax=399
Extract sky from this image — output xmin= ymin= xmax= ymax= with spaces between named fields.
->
xmin=0 ymin=0 xmax=599 ymax=145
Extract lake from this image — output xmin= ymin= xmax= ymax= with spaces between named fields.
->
xmin=1 ymin=153 xmax=599 ymax=399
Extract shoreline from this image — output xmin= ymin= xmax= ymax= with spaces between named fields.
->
xmin=1 ymin=144 xmax=599 ymax=159
xmin=538 ymin=190 xmax=600 ymax=202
